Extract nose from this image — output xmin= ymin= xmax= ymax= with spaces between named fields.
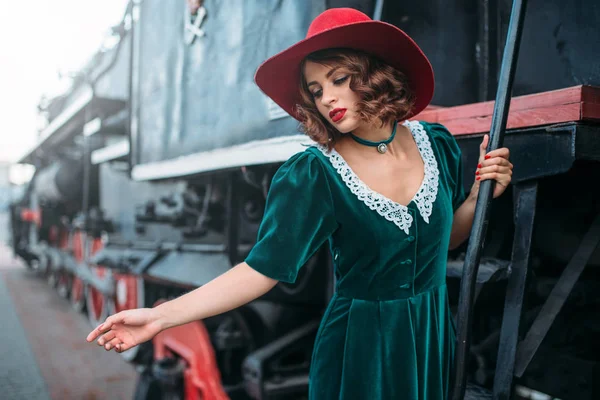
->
xmin=320 ymin=87 xmax=337 ymax=107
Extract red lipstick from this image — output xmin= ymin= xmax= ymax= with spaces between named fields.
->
xmin=329 ymin=108 xmax=346 ymax=123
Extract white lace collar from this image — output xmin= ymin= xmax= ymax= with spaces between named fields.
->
xmin=315 ymin=120 xmax=439 ymax=234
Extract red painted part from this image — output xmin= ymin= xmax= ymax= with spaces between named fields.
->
xmin=184 ymin=369 xmax=206 ymax=400
xmin=89 ymin=267 xmax=108 ymax=320
xmin=71 ymin=276 xmax=85 ymax=303
xmin=153 ymin=319 xmax=229 ymax=400
xmin=59 ymin=229 xmax=69 ymax=250
xmin=88 ymin=238 xmax=111 ymax=320
xmin=415 ymin=84 xmax=600 ymax=135
xmin=71 ymin=232 xmax=87 ymax=303
xmin=112 ymin=274 xmax=139 ymax=313
xmin=90 ymin=238 xmax=103 ymax=255
xmin=49 ymin=226 xmax=59 ymax=245
xmin=20 ymin=208 xmax=41 ymax=227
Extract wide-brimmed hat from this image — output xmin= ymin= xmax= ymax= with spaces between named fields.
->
xmin=254 ymin=8 xmax=434 ymax=122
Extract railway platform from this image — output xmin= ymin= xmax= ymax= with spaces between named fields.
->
xmin=0 ymin=238 xmax=137 ymax=400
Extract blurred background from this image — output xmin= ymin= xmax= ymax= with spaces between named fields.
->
xmin=0 ymin=0 xmax=127 ymax=203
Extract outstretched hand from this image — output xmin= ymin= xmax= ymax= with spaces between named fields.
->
xmin=86 ymin=308 xmax=163 ymax=353
xmin=470 ymin=134 xmax=513 ymax=199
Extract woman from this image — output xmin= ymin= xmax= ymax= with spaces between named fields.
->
xmin=87 ymin=8 xmax=512 ymax=399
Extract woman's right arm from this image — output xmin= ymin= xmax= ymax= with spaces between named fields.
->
xmin=155 ymin=262 xmax=278 ymax=329
xmin=87 ymin=152 xmax=336 ymax=353
xmin=86 ymin=262 xmax=277 ymax=352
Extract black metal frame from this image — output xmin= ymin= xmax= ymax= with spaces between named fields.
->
xmin=492 ymin=181 xmax=537 ymax=399
xmin=452 ymin=0 xmax=600 ymax=396
xmin=514 ymin=212 xmax=600 ymax=378
xmin=453 ymin=0 xmax=529 ymax=397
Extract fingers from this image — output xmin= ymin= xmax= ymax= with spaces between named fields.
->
xmin=96 ymin=330 xmax=116 ymax=347
xmin=484 ymin=147 xmax=510 ymax=160
xmin=103 ymin=337 xmax=122 ymax=352
xmin=477 ymin=164 xmax=513 ymax=176
xmin=477 ymin=153 xmax=513 ymax=171
xmin=86 ymin=312 xmax=122 ymax=342
xmin=477 ymin=171 xmax=512 ymax=186
xmin=478 ymin=133 xmax=510 ymax=163
xmin=475 ymin=148 xmax=513 ymax=188
xmin=479 ymin=134 xmax=489 ymax=161
xmin=115 ymin=342 xmax=131 ymax=353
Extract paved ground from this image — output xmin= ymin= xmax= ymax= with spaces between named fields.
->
xmin=0 ymin=253 xmax=50 ymax=400
xmin=0 ymin=235 xmax=137 ymax=399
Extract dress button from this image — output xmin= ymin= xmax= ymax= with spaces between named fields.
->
xmin=406 ymin=236 xmax=415 ymax=243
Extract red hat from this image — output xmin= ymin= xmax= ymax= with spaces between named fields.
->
xmin=254 ymin=8 xmax=434 ymax=122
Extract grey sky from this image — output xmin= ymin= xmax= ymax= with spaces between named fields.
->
xmin=0 ymin=0 xmax=128 ymax=163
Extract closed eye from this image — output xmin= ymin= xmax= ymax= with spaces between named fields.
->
xmin=334 ymin=76 xmax=349 ymax=85
xmin=310 ymin=76 xmax=348 ymax=98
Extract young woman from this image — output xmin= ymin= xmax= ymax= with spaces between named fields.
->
xmin=87 ymin=8 xmax=512 ymax=399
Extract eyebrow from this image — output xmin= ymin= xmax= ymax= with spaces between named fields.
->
xmin=307 ymin=66 xmax=340 ymax=87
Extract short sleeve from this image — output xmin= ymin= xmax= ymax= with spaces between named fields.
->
xmin=244 ymin=151 xmax=338 ymax=283
xmin=424 ymin=122 xmax=466 ymax=212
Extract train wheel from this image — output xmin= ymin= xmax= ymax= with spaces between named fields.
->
xmin=70 ymin=277 xmax=87 ymax=313
xmin=151 ymin=357 xmax=186 ymax=400
xmin=86 ymin=285 xmax=115 ymax=327
xmin=57 ymin=272 xmax=72 ymax=299
xmin=47 ymin=270 xmax=59 ymax=288
xmin=86 ymin=266 xmax=114 ymax=326
xmin=113 ymin=275 xmax=152 ymax=364
xmin=37 ymin=253 xmax=51 ymax=278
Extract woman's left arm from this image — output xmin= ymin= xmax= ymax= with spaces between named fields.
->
xmin=449 ymin=134 xmax=513 ymax=250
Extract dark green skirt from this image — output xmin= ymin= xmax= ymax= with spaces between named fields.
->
xmin=308 ymin=285 xmax=455 ymax=400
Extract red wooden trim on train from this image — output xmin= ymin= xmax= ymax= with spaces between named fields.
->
xmin=416 ymin=85 xmax=600 ymax=135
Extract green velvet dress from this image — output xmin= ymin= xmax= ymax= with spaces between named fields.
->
xmin=245 ymin=121 xmax=466 ymax=400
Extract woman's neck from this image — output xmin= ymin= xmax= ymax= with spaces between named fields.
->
xmin=351 ymin=121 xmax=396 ymax=142
xmin=340 ymin=120 xmax=413 ymax=159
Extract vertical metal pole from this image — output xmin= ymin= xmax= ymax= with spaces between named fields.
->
xmin=82 ymin=100 xmax=92 ymax=224
xmin=451 ymin=0 xmax=528 ymax=399
xmin=492 ymin=182 xmax=537 ymax=400
xmin=372 ymin=0 xmax=385 ymax=21
xmin=129 ymin=0 xmax=142 ymax=173
xmin=225 ymin=174 xmax=240 ymax=266
xmin=477 ymin=0 xmax=500 ymax=102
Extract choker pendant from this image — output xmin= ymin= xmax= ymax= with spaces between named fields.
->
xmin=350 ymin=121 xmax=397 ymax=154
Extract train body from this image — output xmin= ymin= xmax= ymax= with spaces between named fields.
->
xmin=9 ymin=1 xmax=600 ymax=399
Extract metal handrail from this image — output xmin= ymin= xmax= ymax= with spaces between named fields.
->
xmin=451 ymin=0 xmax=529 ymax=398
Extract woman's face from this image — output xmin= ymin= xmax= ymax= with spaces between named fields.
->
xmin=303 ymin=60 xmax=363 ymax=133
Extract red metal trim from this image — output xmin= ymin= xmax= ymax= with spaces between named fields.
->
xmin=20 ymin=208 xmax=41 ymax=227
xmin=70 ymin=231 xmax=87 ymax=304
xmin=49 ymin=226 xmax=59 ymax=245
xmin=88 ymin=267 xmax=107 ymax=319
xmin=153 ymin=315 xmax=229 ymax=400
xmin=88 ymin=238 xmax=110 ymax=320
xmin=71 ymin=277 xmax=85 ymax=303
xmin=59 ymin=229 xmax=69 ymax=250
xmin=112 ymin=274 xmax=139 ymax=312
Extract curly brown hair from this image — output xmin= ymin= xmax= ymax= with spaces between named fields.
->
xmin=296 ymin=48 xmax=416 ymax=150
